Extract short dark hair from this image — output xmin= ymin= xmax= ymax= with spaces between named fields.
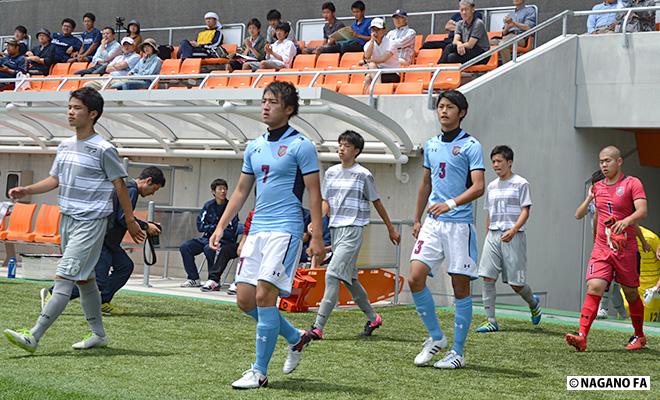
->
xmin=14 ymin=25 xmax=27 ymax=35
xmin=102 ymin=26 xmax=116 ymax=35
xmin=338 ymin=130 xmax=364 ymax=155
xmin=275 ymin=21 xmax=291 ymax=34
xmin=83 ymin=12 xmax=96 ymax=22
xmin=69 ymin=87 xmax=104 ymax=124
xmin=436 ymin=90 xmax=469 ymax=118
xmin=351 ymin=1 xmax=366 ymax=11
xmin=267 ymin=9 xmax=282 ymax=21
xmin=62 ymin=18 xmax=76 ymax=29
xmin=322 ymin=2 xmax=336 ymax=12
xmin=490 ymin=145 xmax=514 ymax=161
xmin=211 ymin=178 xmax=228 ymax=191
xmin=263 ymin=81 xmax=299 ymax=118
xmin=248 ymin=18 xmax=261 ymax=30
xmin=138 ymin=167 xmax=166 ymax=187
xmin=590 ymin=170 xmax=605 ymax=185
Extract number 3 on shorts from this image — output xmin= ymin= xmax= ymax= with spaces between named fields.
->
xmin=414 ymin=240 xmax=425 ymax=254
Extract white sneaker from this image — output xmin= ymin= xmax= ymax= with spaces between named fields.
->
xmin=40 ymin=288 xmax=51 ymax=311
xmin=227 ymin=282 xmax=237 ymax=295
xmin=433 ymin=350 xmax=465 ymax=369
xmin=180 ymin=279 xmax=201 ymax=288
xmin=200 ymin=280 xmax=220 ymax=292
xmin=414 ymin=336 xmax=448 ymax=366
xmin=283 ymin=330 xmax=312 ymax=374
xmin=231 ymin=366 xmax=268 ymax=389
xmin=72 ymin=333 xmax=109 ymax=350
xmin=3 ymin=329 xmax=38 ymax=353
xmin=596 ymin=308 xmax=609 ymax=320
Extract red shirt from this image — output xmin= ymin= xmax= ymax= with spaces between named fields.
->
xmin=243 ymin=209 xmax=255 ymax=236
xmin=592 ymin=174 xmax=646 ymax=251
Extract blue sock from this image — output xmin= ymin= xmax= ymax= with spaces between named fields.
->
xmin=254 ymin=306 xmax=280 ymax=375
xmin=452 ymin=297 xmax=473 ymax=356
xmin=412 ymin=287 xmax=444 ymax=340
xmin=279 ymin=314 xmax=301 ymax=345
xmin=246 ymin=309 xmax=258 ymax=321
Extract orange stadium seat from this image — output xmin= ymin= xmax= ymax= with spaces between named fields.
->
xmin=415 ymin=49 xmax=442 ymax=65
xmin=315 ymin=53 xmax=340 ymax=69
xmin=204 ymin=70 xmax=229 ymax=89
xmin=349 ymin=66 xmax=367 ymax=84
xmin=322 ymin=66 xmax=350 ymax=87
xmin=371 ymin=83 xmax=394 ymax=95
xmin=275 ymin=68 xmax=300 ymax=85
xmin=395 ymin=81 xmax=424 ymax=94
xmin=339 ymin=52 xmax=364 ymax=68
xmin=338 ymin=83 xmax=365 ymax=95
xmin=38 ymin=76 xmax=65 ymax=92
xmin=424 ymin=34 xmax=448 ymax=43
xmin=465 ymin=49 xmax=499 ymax=73
xmin=0 ymin=203 xmax=37 ymax=241
xmin=414 ymin=34 xmax=423 ymax=54
xmin=180 ymin=58 xmax=202 ymax=74
xmin=68 ymin=62 xmax=89 ymax=74
xmin=657 ymin=22 xmax=660 ymax=31
xmin=160 ymin=59 xmax=182 ymax=75
xmin=297 ymin=40 xmax=306 ymax=49
xmin=298 ymin=67 xmax=321 ymax=87
xmin=404 ymin=63 xmax=461 ymax=90
xmin=253 ymin=69 xmax=276 ymax=88
xmin=49 ymin=63 xmax=71 ymax=75
xmin=292 ymin=54 xmax=316 ymax=69
xmin=171 ymin=46 xmax=179 ymax=59
xmin=223 ymin=43 xmax=238 ymax=54
xmin=306 ymin=39 xmax=325 ymax=49
xmin=58 ymin=77 xmax=81 ymax=91
xmin=227 ymin=70 xmax=252 ymax=88
xmin=30 ymin=205 xmax=61 ymax=244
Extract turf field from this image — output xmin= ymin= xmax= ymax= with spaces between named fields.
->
xmin=0 ymin=279 xmax=658 ymax=400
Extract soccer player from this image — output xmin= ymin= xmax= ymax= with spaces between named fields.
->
xmin=565 ymin=145 xmax=648 ymax=352
xmin=4 ymin=87 xmax=145 ymax=353
xmin=308 ymin=130 xmax=401 ymax=340
xmin=408 ymin=90 xmax=485 ymax=369
xmin=208 ymin=81 xmax=326 ymax=389
xmin=475 ymin=145 xmax=542 ymax=333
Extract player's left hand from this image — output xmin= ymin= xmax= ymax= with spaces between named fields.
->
xmin=427 ymin=202 xmax=450 ymax=218
xmin=611 ymin=218 xmax=630 ymax=234
xmin=308 ymin=237 xmax=326 ymax=266
xmin=127 ymin=220 xmax=146 ymax=243
xmin=501 ymin=228 xmax=517 ymax=243
xmin=388 ymin=227 xmax=401 ymax=245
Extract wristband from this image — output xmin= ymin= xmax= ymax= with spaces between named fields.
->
xmin=446 ymin=199 xmax=457 ymax=210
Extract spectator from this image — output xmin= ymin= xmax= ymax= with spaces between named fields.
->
xmin=439 ymin=0 xmax=489 ymax=65
xmin=126 ymin=20 xmax=142 ymax=47
xmin=359 ymin=18 xmax=401 ymax=85
xmin=490 ymin=0 xmax=536 ymax=64
xmin=422 ymin=1 xmax=483 ymax=49
xmin=301 ymin=208 xmax=332 ymax=266
xmin=243 ymin=22 xmax=296 ymax=71
xmin=227 ymin=18 xmax=266 ymax=72
xmin=266 ymin=9 xmax=296 ymax=44
xmin=587 ymin=0 xmax=620 ymax=34
xmin=76 ymin=13 xmax=102 ymax=62
xmin=26 ymin=29 xmax=55 ymax=76
xmin=179 ymin=178 xmax=239 ymax=288
xmin=345 ymin=1 xmax=373 ymax=52
xmin=111 ymin=38 xmax=162 ymax=90
xmin=51 ymin=18 xmax=82 ymax=64
xmin=178 ymin=12 xmax=223 ymax=59
xmin=74 ymin=27 xmax=122 ymax=75
xmin=616 ymin=0 xmax=656 ymax=32
xmin=0 ymin=39 xmax=27 ymax=91
xmin=386 ymin=9 xmax=416 ymax=66
xmin=83 ymin=37 xmax=140 ymax=89
xmin=11 ymin=26 xmax=29 ymax=56
xmin=304 ymin=2 xmax=345 ymax=55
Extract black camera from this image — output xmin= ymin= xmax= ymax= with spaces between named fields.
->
xmin=115 ymin=16 xmax=125 ymax=25
xmin=148 ymin=222 xmax=162 ymax=246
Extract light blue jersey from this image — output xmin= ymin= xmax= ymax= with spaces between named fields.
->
xmin=423 ymin=130 xmax=485 ymax=223
xmin=242 ymin=126 xmax=319 ymax=238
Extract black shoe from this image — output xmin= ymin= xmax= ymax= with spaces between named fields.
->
xmin=359 ymin=314 xmax=383 ymax=337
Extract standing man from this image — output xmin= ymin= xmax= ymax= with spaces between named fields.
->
xmin=408 ymin=90 xmax=485 ymax=369
xmin=4 ymin=87 xmax=145 ymax=353
xmin=209 ymin=81 xmax=325 ymax=389
xmin=475 ymin=145 xmax=542 ymax=333
xmin=566 ymin=146 xmax=648 ymax=351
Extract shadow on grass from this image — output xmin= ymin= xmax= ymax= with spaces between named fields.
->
xmin=502 ymin=327 xmax=564 ymax=337
xmin=587 ymin=347 xmax=660 ymax=356
xmin=8 ymin=347 xmax=174 ymax=359
xmin=267 ymin=377 xmax=371 ymax=394
xmin=325 ymin=335 xmax=419 ymax=343
xmin=115 ymin=312 xmax=197 ymax=318
xmin=468 ymin=364 xmax=541 ymax=378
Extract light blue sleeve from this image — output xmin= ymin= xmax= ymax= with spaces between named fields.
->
xmin=241 ymin=142 xmax=254 ymax=175
xmin=587 ymin=14 xmax=597 ymax=34
xmin=422 ymin=140 xmax=431 ymax=169
xmin=296 ymin=139 xmax=320 ymax=175
xmin=465 ymin=140 xmax=485 ymax=171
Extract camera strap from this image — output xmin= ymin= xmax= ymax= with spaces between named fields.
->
xmin=143 ymin=235 xmax=157 ymax=266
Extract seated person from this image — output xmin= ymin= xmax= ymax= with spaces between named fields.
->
xmin=304 ymin=2 xmax=345 ymax=55
xmin=4 ymin=25 xmax=29 ymax=56
xmin=385 ymin=9 xmax=416 ymax=66
xmin=127 ymin=20 xmax=143 ymax=47
xmin=422 ymin=1 xmax=484 ymax=49
xmin=615 ymin=1 xmax=656 ymax=33
xmin=83 ymin=37 xmax=140 ymax=89
xmin=266 ymin=9 xmax=296 ymax=44
xmin=359 ymin=18 xmax=401 ymax=85
xmin=26 ymin=29 xmax=56 ymax=76
xmin=180 ymin=179 xmax=239 ymax=288
xmin=75 ymin=12 xmax=102 ymax=62
xmin=587 ymin=0 xmax=619 ymax=34
xmin=74 ymin=26 xmax=122 ymax=75
xmin=111 ymin=38 xmax=162 ymax=90
xmin=243 ymin=22 xmax=296 ymax=71
xmin=51 ymin=18 xmax=82 ymax=64
xmin=178 ymin=12 xmax=223 ymax=59
xmin=439 ymin=0 xmax=489 ymax=65
xmin=342 ymin=1 xmax=373 ymax=54
xmin=301 ymin=208 xmax=332 ymax=267
xmin=227 ymin=18 xmax=266 ymax=72
xmin=490 ymin=0 xmax=536 ymax=64
xmin=0 ymin=39 xmax=27 ymax=91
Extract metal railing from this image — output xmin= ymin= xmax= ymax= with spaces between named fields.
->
xmin=573 ymin=4 xmax=660 ymax=48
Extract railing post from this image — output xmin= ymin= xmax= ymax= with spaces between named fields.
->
xmin=562 ymin=13 xmax=568 ymax=36
xmin=622 ymin=9 xmax=633 ymax=48
xmin=168 ymin=29 xmax=173 ymax=46
xmin=512 ymin=40 xmax=518 ymax=62
xmin=430 ymin=13 xmax=436 ymax=35
xmin=143 ymin=200 xmax=155 ymax=287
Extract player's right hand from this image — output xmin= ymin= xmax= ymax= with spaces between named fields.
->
xmin=8 ymin=186 xmax=27 ymax=200
xmin=412 ymin=221 xmax=421 ymax=239
xmin=209 ymin=229 xmax=222 ymax=251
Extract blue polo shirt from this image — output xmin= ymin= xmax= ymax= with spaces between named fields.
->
xmin=51 ymin=32 xmax=82 ymax=63
xmin=352 ymin=17 xmax=372 ymax=46
xmin=81 ymin=28 xmax=102 ymax=60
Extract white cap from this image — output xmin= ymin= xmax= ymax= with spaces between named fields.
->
xmin=370 ymin=17 xmax=385 ymax=29
xmin=120 ymin=37 xmax=134 ymax=45
xmin=204 ymin=11 xmax=219 ymax=20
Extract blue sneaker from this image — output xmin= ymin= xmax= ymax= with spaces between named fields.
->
xmin=475 ymin=321 xmax=499 ymax=333
xmin=530 ymin=295 xmax=542 ymax=325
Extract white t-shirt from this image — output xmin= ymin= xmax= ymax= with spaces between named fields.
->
xmin=484 ymin=174 xmax=532 ymax=231
xmin=363 ymin=36 xmax=400 ymax=69
xmin=268 ymin=39 xmax=297 ymax=68
xmin=322 ymin=163 xmax=380 ymax=227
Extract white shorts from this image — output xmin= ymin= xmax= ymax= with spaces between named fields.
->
xmin=478 ymin=230 xmax=528 ymax=285
xmin=234 ymin=231 xmax=303 ymax=297
xmin=410 ymin=218 xmax=479 ymax=279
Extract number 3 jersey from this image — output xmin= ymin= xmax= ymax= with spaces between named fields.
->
xmin=242 ymin=126 xmax=320 ymax=239
xmin=423 ymin=130 xmax=484 ymax=224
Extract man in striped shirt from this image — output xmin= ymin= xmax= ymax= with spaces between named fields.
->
xmin=4 ymin=87 xmax=145 ymax=354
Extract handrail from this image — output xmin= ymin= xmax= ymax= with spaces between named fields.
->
xmin=573 ymin=5 xmax=660 ymax=49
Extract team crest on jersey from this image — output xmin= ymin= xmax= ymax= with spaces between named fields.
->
xmin=616 ymin=186 xmax=624 ymax=197
xmin=278 ymin=145 xmax=288 ymax=157
xmin=84 ymin=145 xmax=98 ymax=155
xmin=452 ymin=146 xmax=461 ymax=156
